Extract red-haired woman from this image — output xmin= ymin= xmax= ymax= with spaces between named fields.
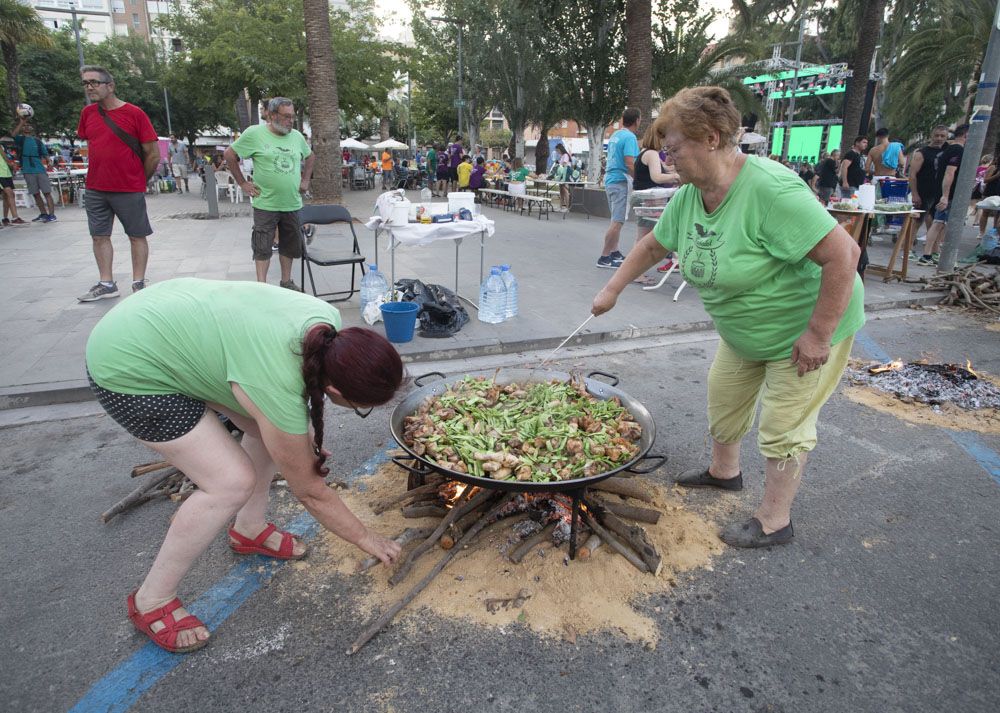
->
xmin=85 ymin=278 xmax=404 ymax=653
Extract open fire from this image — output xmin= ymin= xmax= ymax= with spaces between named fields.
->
xmin=348 ymin=463 xmax=666 ymax=654
xmin=849 ymin=359 xmax=1000 ymax=410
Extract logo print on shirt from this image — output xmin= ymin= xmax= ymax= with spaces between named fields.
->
xmin=682 ymin=222 xmax=724 ymax=288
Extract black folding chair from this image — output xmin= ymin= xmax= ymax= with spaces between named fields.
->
xmin=298 ymin=204 xmax=366 ymax=302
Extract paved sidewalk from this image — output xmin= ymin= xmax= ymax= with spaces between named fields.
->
xmin=0 ymin=176 xmax=955 ymax=407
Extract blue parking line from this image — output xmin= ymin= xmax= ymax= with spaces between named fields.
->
xmin=855 ymin=329 xmax=1000 ymax=487
xmin=68 ymin=446 xmax=395 ymax=713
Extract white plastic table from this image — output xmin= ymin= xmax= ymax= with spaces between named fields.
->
xmin=364 ymin=215 xmax=496 ymax=308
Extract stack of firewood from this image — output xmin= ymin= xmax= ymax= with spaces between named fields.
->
xmin=348 ymin=470 xmax=665 ymax=655
xmin=100 ymin=461 xmax=198 ymax=523
xmin=912 ymin=265 xmax=1000 ymax=313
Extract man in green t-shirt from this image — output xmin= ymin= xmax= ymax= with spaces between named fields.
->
xmin=426 ymin=145 xmax=438 ymax=195
xmin=224 ymin=97 xmax=314 ymax=290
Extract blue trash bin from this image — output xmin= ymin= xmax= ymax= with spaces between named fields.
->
xmin=878 ymin=178 xmax=910 ymax=228
xmin=379 ymin=302 xmax=420 ymax=343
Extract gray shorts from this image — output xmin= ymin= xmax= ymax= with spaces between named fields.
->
xmin=85 ymin=189 xmax=153 ymax=237
xmin=818 ymin=186 xmax=835 ymax=204
xmin=24 ymin=172 xmax=52 ymax=195
xmin=172 ymin=164 xmax=189 ymax=179
xmin=606 ymin=181 xmax=629 ymax=223
xmin=252 ymin=207 xmax=302 ymax=260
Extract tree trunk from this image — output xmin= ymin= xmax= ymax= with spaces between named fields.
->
xmin=534 ymin=124 xmax=551 ymax=174
xmin=624 ymin=0 xmax=652 ymax=131
xmin=380 ymin=115 xmax=390 ymax=141
xmin=2 ymin=41 xmax=20 ymax=117
xmin=587 ymin=121 xmax=606 ymax=172
xmin=234 ymin=90 xmax=251 ymax=132
xmin=840 ymin=0 xmax=886 ymax=153
xmin=302 ymin=0 xmax=342 ymax=203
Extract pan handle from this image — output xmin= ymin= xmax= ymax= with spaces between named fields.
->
xmin=625 ymin=453 xmax=667 ymax=475
xmin=413 ymin=371 xmax=447 ymax=387
xmin=391 ymin=455 xmax=436 ymax=476
xmin=586 ymin=370 xmax=620 ymax=387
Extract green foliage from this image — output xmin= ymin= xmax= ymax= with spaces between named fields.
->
xmin=17 ymin=30 xmax=83 ymax=138
xmin=479 ymin=126 xmax=512 ymax=148
xmin=159 ymin=0 xmax=396 ymax=132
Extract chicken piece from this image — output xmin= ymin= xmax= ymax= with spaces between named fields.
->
xmin=589 ymin=444 xmax=606 ymax=457
xmin=501 ymin=452 xmax=520 ymax=468
xmin=583 ymin=461 xmax=600 ymax=477
xmin=515 ymin=465 xmax=533 ymax=481
xmin=482 ymin=461 xmax=501 ymax=472
xmin=452 ymin=461 xmax=468 ymax=473
xmin=474 ymin=451 xmax=504 ymax=462
xmin=494 ymin=467 xmax=513 ymax=479
xmin=435 ymin=408 xmax=457 ymax=420
xmin=566 ymin=439 xmax=583 ymax=455
xmin=412 ymin=442 xmax=426 ymax=456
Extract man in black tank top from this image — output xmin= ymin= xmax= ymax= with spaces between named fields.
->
xmin=908 ymin=125 xmax=949 ymax=230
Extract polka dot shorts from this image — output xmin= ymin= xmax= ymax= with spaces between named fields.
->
xmin=88 ymin=372 xmax=207 ymax=443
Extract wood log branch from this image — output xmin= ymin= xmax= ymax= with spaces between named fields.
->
xmin=508 ymin=522 xmax=556 ymax=564
xmin=101 ymin=468 xmax=181 ymax=523
xmin=589 ymin=494 xmax=660 ymax=524
xmin=578 ymin=533 xmax=602 ymax=560
xmin=372 ymin=481 xmax=442 ymax=515
xmin=348 ymin=493 xmax=516 ymax=655
xmin=400 ymin=504 xmax=449 ymax=519
xmin=581 ymin=510 xmax=648 ymax=573
xmin=590 ymin=476 xmax=654 ymax=502
xmin=358 ymin=527 xmax=436 ymax=573
xmin=595 ymin=508 xmax=663 ymax=576
xmin=388 ymin=488 xmax=495 ymax=587
xmin=130 ymin=460 xmax=172 ymax=478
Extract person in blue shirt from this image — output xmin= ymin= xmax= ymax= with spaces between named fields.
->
xmin=598 ymin=108 xmax=640 ymax=268
xmin=13 ymin=118 xmax=57 ymax=222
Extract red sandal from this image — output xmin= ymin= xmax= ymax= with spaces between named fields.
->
xmin=228 ymin=523 xmax=307 ymax=560
xmin=126 ymin=591 xmax=209 ymax=654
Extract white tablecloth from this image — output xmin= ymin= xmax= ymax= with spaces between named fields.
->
xmin=364 ymin=214 xmax=495 ymax=246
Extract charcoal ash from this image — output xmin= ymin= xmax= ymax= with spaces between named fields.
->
xmin=847 ymin=363 xmax=1000 ymax=410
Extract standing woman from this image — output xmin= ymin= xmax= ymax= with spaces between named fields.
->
xmin=592 ymin=87 xmax=864 ymax=548
xmin=86 ymin=278 xmax=404 ymax=652
xmin=631 ymin=124 xmax=680 ymax=272
xmin=554 ymin=143 xmax=574 ymax=210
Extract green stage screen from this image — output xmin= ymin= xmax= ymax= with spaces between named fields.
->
xmin=768 ymin=125 xmax=842 ymax=163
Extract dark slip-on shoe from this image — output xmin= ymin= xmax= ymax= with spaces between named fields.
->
xmin=674 ymin=467 xmax=744 ymax=491
xmin=720 ymin=517 xmax=794 ymax=548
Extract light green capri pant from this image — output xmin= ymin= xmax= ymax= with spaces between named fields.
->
xmin=707 ymin=336 xmax=855 ymax=460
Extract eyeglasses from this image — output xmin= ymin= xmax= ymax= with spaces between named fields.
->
xmin=347 ymin=399 xmax=373 ymax=419
xmin=81 ymin=80 xmax=110 ymax=88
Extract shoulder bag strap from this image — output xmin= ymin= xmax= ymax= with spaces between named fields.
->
xmin=97 ymin=105 xmax=144 ymax=161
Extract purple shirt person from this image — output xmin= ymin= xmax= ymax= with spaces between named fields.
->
xmin=449 ymin=139 xmax=464 ymax=168
xmin=470 ymin=161 xmax=485 ymax=190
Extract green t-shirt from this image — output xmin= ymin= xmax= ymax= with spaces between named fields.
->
xmin=0 ymin=156 xmax=11 ymax=178
xmin=229 ymin=125 xmax=312 ymax=212
xmin=86 ymin=278 xmax=342 ymax=434
xmin=509 ymin=167 xmax=530 ymax=182
xmin=427 ymin=148 xmax=437 ymax=173
xmin=653 ymin=155 xmax=865 ymax=361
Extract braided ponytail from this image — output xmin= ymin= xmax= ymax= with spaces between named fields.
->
xmin=300 ymin=325 xmax=404 ymax=476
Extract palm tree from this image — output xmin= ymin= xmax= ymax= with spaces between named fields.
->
xmin=625 ymin=0 xmax=652 ymax=129
xmin=839 ymin=0 xmax=885 ymax=152
xmin=886 ymin=0 xmax=999 ymax=154
xmin=302 ymin=0 xmax=342 ymax=202
xmin=0 ymin=0 xmax=52 ymax=116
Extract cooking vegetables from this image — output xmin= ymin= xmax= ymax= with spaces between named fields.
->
xmin=401 ymin=376 xmax=643 ymax=483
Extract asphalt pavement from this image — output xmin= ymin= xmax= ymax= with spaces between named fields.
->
xmin=1 ymin=308 xmax=998 ymax=713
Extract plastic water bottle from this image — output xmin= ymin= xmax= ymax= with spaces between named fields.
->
xmin=478 ymin=267 xmax=506 ymax=324
xmin=359 ymin=264 xmax=389 ymax=312
xmin=499 ymin=264 xmax=518 ymax=320
xmin=420 ymin=186 xmax=432 ymax=202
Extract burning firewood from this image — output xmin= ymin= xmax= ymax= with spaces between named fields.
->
xmin=581 ymin=510 xmax=649 ymax=574
xmin=578 ymin=533 xmax=603 ymax=560
xmin=358 ymin=527 xmax=436 ymax=572
xmin=588 ymin=494 xmax=661 ymax=525
xmin=591 ymin=476 xmax=654 ymax=503
xmin=400 ymin=504 xmax=449 ymax=519
xmin=508 ymin=522 xmax=557 ymax=563
xmin=348 ymin=493 xmax=517 ymax=655
xmin=372 ymin=479 xmax=444 ymax=515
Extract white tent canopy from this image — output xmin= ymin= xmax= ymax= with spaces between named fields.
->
xmin=372 ymin=138 xmax=408 ymax=150
xmin=740 ymin=131 xmax=767 ymax=145
xmin=340 ymin=137 xmax=370 ymax=149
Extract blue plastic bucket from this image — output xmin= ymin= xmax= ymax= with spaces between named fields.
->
xmin=379 ymin=301 xmax=420 ymax=343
